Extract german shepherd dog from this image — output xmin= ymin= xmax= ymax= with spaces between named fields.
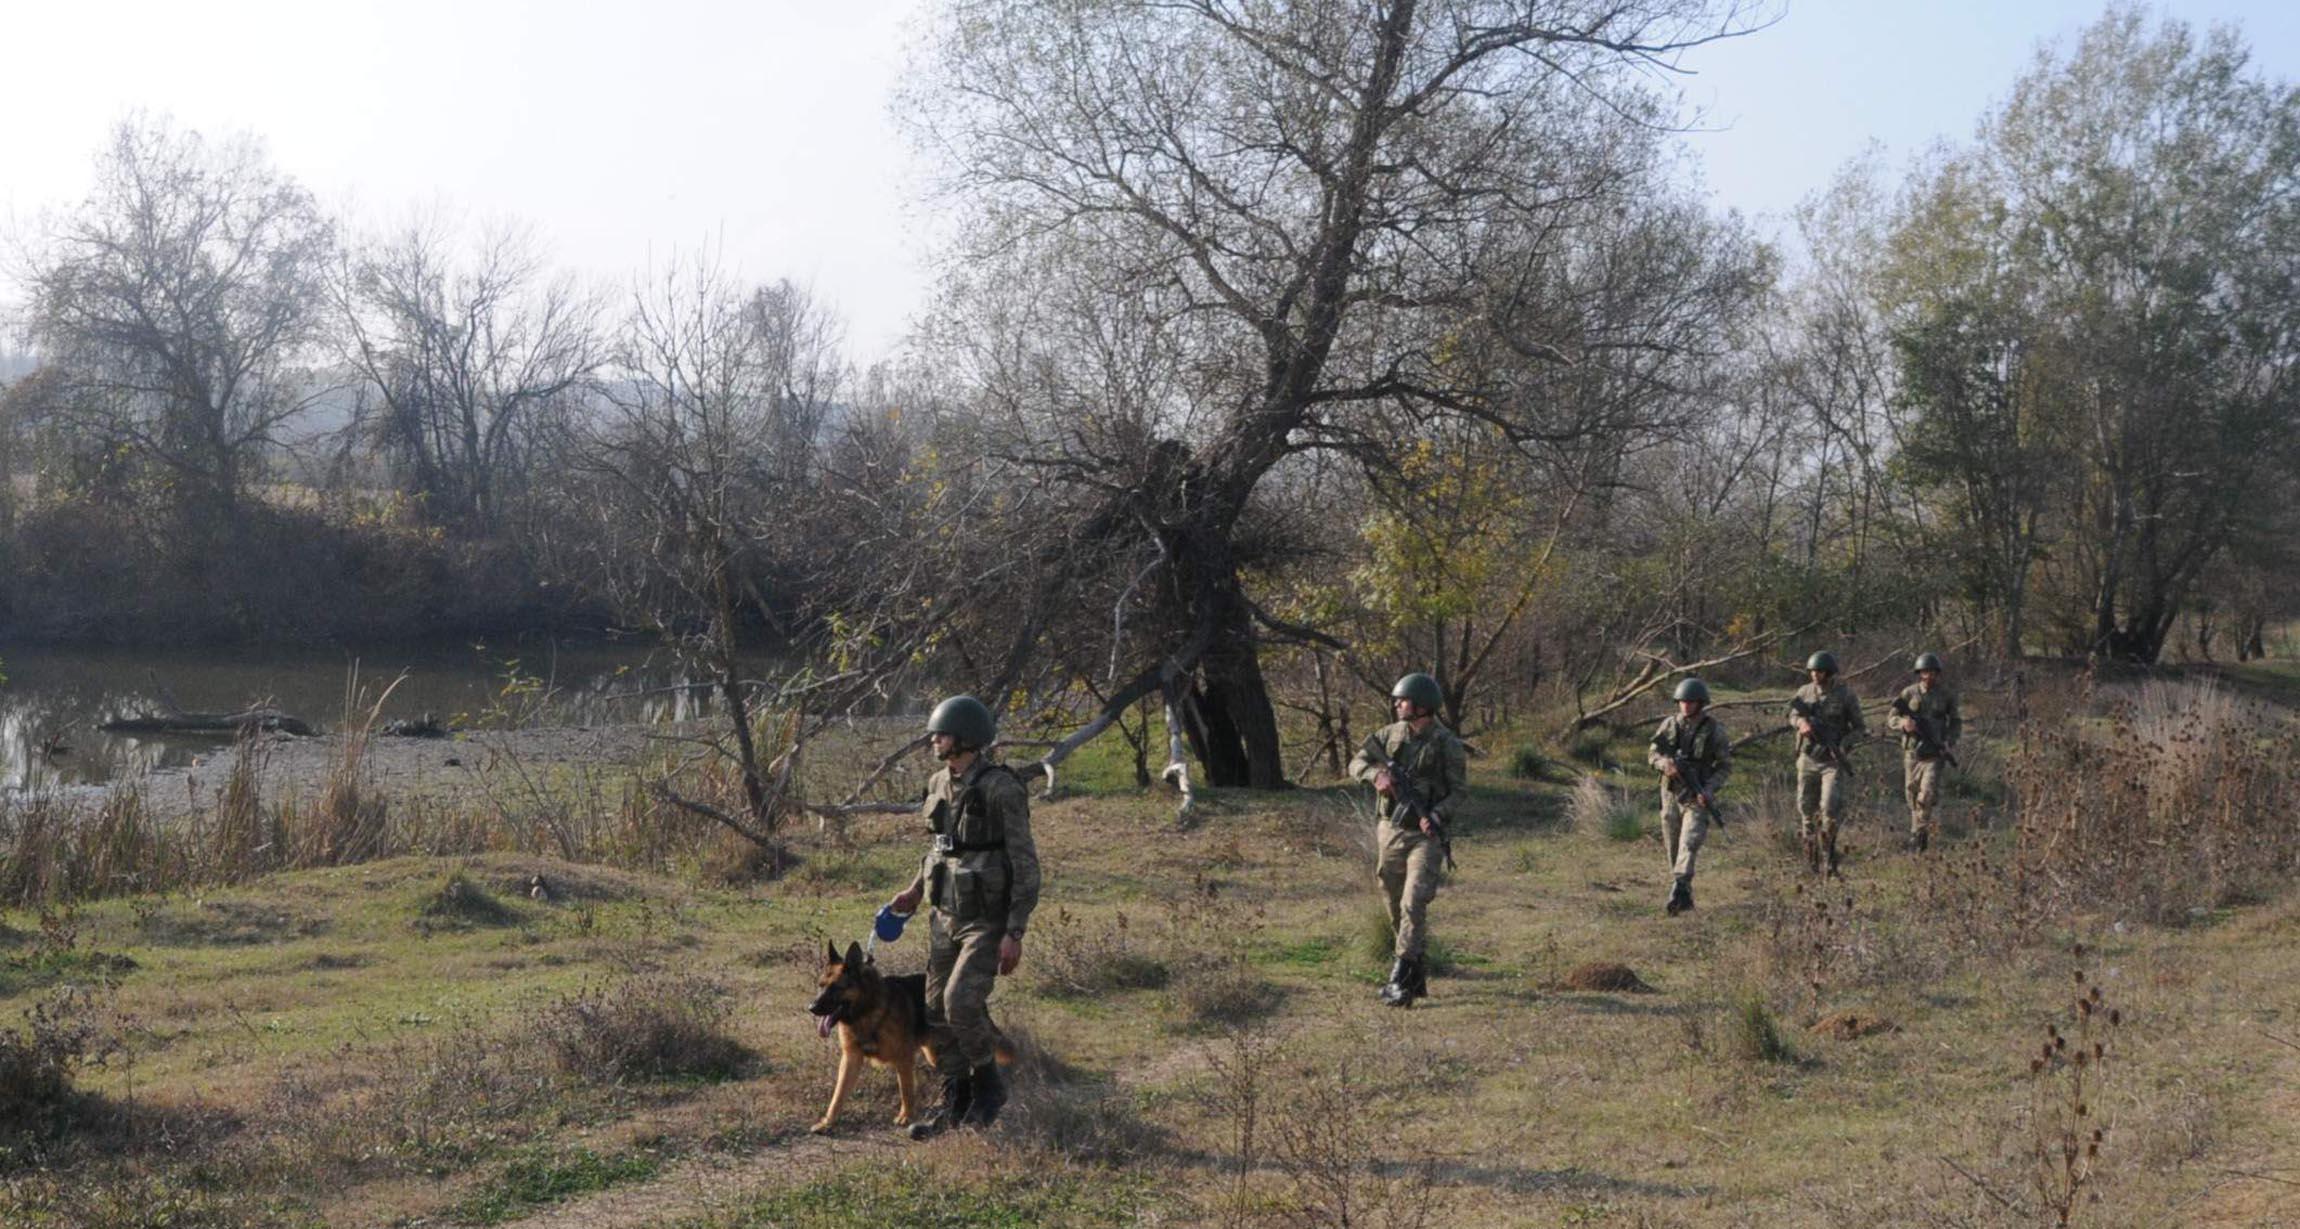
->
xmin=807 ymin=940 xmax=1016 ymax=1134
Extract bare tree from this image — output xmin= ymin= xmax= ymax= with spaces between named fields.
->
xmin=20 ymin=117 xmax=336 ymax=526
xmin=911 ymin=0 xmax=1772 ymax=786
xmin=340 ymin=214 xmax=604 ymax=533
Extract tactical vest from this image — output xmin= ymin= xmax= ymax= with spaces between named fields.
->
xmin=926 ymin=763 xmax=1020 ymax=924
xmin=1378 ymin=724 xmax=1455 ymax=823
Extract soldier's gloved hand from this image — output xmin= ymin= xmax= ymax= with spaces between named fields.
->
xmin=1796 ymin=718 xmax=1814 ymax=737
xmin=890 ymin=886 xmax=922 ymax=915
xmin=1419 ymin=816 xmax=1437 ymax=837
xmin=997 ymin=934 xmax=1022 ymax=975
xmin=1373 ymin=768 xmax=1397 ymax=798
xmin=1661 ymin=759 xmax=1680 ymax=779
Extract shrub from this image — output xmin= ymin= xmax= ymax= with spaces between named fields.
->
xmin=0 ymin=985 xmax=125 ymax=1133
xmin=1729 ymin=990 xmax=1794 ymax=1065
xmin=533 ymin=973 xmax=756 ymax=1084
xmin=1032 ymin=908 xmax=1170 ymax=998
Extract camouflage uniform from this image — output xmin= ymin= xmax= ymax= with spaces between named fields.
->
xmin=1895 ymin=682 xmax=1963 ymax=842
xmin=918 ymin=759 xmax=1040 ymax=1072
xmin=1789 ymin=680 xmax=1865 ymax=864
xmin=1348 ymin=720 xmax=1467 ymax=962
xmin=1647 ymin=711 xmax=1731 ymax=882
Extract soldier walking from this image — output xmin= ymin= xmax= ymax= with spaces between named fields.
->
xmin=886 ymin=695 xmax=1041 ymax=1138
xmin=1348 ymin=673 xmax=1467 ymax=1009
xmin=1648 ymin=678 xmax=1730 ymax=916
xmin=1894 ymin=652 xmax=1963 ymax=852
xmin=1789 ymin=651 xmax=1865 ymax=876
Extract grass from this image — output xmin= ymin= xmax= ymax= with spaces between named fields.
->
xmin=452 ymin=1144 xmax=663 ymax=1225
xmin=711 ymin=1165 xmax=1144 ymax=1229
xmin=0 ymin=673 xmax=2296 ymax=1226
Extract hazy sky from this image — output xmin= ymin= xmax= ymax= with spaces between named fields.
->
xmin=3 ymin=1 xmax=2296 ymax=365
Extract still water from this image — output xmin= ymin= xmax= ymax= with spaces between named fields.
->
xmin=0 ymin=640 xmax=731 ymax=793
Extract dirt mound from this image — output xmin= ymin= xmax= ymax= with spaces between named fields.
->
xmin=1558 ymin=962 xmax=1653 ymax=993
xmin=1809 ymin=1011 xmax=1898 ymax=1040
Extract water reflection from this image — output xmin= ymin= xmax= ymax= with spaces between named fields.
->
xmin=0 ymin=642 xmax=743 ymax=793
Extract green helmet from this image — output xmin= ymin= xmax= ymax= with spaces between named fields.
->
xmin=1914 ymin=652 xmax=1944 ymax=673
xmin=926 ymin=695 xmax=996 ymax=749
xmin=1672 ymin=678 xmax=1711 ymax=705
xmin=1391 ymin=672 xmax=1444 ymax=713
xmin=1805 ymin=651 xmax=1839 ymax=674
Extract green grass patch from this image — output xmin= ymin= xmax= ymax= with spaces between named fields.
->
xmin=713 ymin=1166 xmax=1145 ymax=1229
xmin=1601 ymin=805 xmax=1646 ymax=843
xmin=1255 ymin=935 xmax=1341 ymax=968
xmin=453 ymin=1145 xmax=662 ymax=1225
xmin=0 ymin=946 xmax=136 ymax=997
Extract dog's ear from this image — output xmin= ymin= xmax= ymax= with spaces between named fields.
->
xmin=844 ymin=940 xmax=864 ymax=968
xmin=824 ymin=939 xmax=841 ymax=965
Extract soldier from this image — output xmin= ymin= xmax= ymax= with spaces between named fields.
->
xmin=1648 ymin=677 xmax=1730 ymax=916
xmin=1348 ymin=672 xmax=1467 ymax=1009
xmin=1894 ymin=652 xmax=1963 ymax=852
xmin=886 ymin=695 xmax=1041 ymax=1138
xmin=1789 ymin=651 xmax=1865 ymax=876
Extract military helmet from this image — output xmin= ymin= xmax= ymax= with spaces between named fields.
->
xmin=1391 ymin=672 xmax=1444 ymax=713
xmin=1805 ymin=651 xmax=1840 ymax=674
xmin=926 ymin=695 xmax=996 ymax=749
xmin=1914 ymin=651 xmax=1944 ymax=673
xmin=1672 ymin=677 xmax=1711 ymax=705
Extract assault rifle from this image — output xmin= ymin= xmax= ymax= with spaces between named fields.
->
xmin=1360 ymin=735 xmax=1456 ymax=870
xmin=1665 ymin=755 xmax=1726 ymax=828
xmin=1788 ymin=696 xmax=1856 ymax=772
xmin=1890 ymin=695 xmax=1958 ymax=767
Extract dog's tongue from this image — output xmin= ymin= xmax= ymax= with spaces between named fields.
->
xmin=815 ymin=1013 xmax=834 ymax=1040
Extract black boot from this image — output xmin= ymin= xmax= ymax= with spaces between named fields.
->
xmin=960 ymin=1062 xmax=1005 ymax=1128
xmin=1385 ymin=957 xmax=1424 ymax=1009
xmin=1823 ymin=831 xmax=1842 ymax=878
xmin=1802 ymin=833 xmax=1822 ymax=875
xmin=1403 ymin=956 xmax=1428 ymax=1005
xmin=1909 ymin=828 xmax=1930 ymax=853
xmin=1378 ymin=957 xmax=1410 ymax=1005
xmin=907 ymin=1070 xmax=972 ymax=1141
xmin=1666 ymin=875 xmax=1693 ymax=916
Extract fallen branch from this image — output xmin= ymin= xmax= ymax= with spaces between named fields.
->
xmin=103 ymin=707 xmax=316 ymax=738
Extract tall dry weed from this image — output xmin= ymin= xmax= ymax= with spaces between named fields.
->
xmin=2007 ymin=678 xmax=2300 ymax=927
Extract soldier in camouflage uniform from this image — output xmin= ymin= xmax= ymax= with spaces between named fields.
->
xmin=1648 ymin=677 xmax=1730 ymax=916
xmin=1789 ymin=651 xmax=1865 ymax=876
xmin=1348 ymin=673 xmax=1467 ymax=1009
xmin=887 ymin=695 xmax=1041 ymax=1139
xmin=1894 ymin=652 xmax=1963 ymax=853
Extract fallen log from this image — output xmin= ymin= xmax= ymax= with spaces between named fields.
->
xmin=101 ymin=707 xmax=316 ymax=738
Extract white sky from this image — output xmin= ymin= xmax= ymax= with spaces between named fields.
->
xmin=2 ymin=1 xmax=2296 ymax=366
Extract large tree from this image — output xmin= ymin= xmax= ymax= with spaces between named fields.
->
xmin=22 ymin=118 xmax=336 ymax=526
xmin=912 ymin=0 xmax=1768 ymax=785
xmin=1887 ymin=8 xmax=2300 ymax=663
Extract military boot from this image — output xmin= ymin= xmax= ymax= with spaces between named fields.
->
xmin=1389 ymin=957 xmax=1426 ymax=1008
xmin=1666 ymin=875 xmax=1694 ymax=916
xmin=1823 ymin=830 xmax=1842 ymax=878
xmin=907 ymin=1070 xmax=972 ymax=1141
xmin=959 ymin=1062 xmax=1006 ymax=1129
xmin=1802 ymin=832 xmax=1823 ymax=875
xmin=1378 ymin=957 xmax=1410 ymax=1005
xmin=1905 ymin=828 xmax=1930 ymax=853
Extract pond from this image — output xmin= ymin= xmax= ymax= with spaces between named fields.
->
xmin=0 ymin=640 xmax=732 ymax=793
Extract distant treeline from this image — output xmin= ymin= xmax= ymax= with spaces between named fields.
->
xmin=1 ymin=6 xmax=2295 ymax=785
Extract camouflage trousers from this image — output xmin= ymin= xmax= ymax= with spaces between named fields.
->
xmin=1903 ymin=752 xmax=1944 ymax=837
xmin=925 ymin=910 xmax=1004 ymax=1070
xmin=1375 ymin=819 xmax=1443 ymax=961
xmin=1660 ymin=790 xmax=1710 ymax=879
xmin=1796 ymin=755 xmax=1850 ymax=841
